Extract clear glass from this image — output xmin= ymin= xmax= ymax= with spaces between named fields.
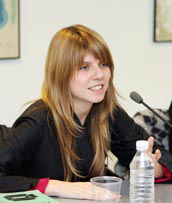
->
xmin=90 ymin=176 xmax=122 ymax=202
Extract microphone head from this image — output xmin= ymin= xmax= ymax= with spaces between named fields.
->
xmin=130 ymin=91 xmax=143 ymax=104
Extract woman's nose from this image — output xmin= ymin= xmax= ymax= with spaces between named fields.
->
xmin=92 ymin=66 xmax=103 ymax=80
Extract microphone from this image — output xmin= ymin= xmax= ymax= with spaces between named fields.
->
xmin=130 ymin=91 xmax=172 ymax=129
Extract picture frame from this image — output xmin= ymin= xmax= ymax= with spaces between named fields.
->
xmin=0 ymin=0 xmax=20 ymax=59
xmin=154 ymin=0 xmax=172 ymax=42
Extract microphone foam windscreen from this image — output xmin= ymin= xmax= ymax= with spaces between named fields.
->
xmin=130 ymin=91 xmax=143 ymax=104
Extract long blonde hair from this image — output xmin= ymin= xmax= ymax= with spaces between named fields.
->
xmin=41 ymin=24 xmax=119 ymax=181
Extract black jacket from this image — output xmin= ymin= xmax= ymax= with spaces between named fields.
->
xmin=168 ymin=102 xmax=172 ymax=153
xmin=0 ymin=100 xmax=172 ymax=192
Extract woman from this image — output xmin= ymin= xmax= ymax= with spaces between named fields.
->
xmin=0 ymin=24 xmax=170 ymax=200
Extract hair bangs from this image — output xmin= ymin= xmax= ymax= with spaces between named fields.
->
xmin=69 ymin=36 xmax=114 ymax=75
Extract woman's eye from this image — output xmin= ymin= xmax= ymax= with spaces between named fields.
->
xmin=100 ymin=63 xmax=108 ymax=68
xmin=80 ymin=65 xmax=88 ymax=71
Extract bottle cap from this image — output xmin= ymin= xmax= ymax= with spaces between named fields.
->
xmin=136 ymin=140 xmax=148 ymax=150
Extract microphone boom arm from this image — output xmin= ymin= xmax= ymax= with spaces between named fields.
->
xmin=141 ymin=101 xmax=172 ymax=129
xmin=129 ymin=91 xmax=172 ymax=129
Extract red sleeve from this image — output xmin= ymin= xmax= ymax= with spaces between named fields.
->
xmin=31 ymin=178 xmax=50 ymax=193
xmin=155 ymin=164 xmax=172 ymax=183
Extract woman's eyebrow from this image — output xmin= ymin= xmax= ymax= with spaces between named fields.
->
xmin=82 ymin=61 xmax=91 ymax=64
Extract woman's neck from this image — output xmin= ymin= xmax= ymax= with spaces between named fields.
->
xmin=74 ymin=103 xmax=92 ymax=125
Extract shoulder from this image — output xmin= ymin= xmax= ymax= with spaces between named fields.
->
xmin=13 ymin=99 xmax=52 ymax=127
xmin=110 ymin=106 xmax=129 ymax=123
xmin=109 ymin=106 xmax=135 ymax=135
xmin=108 ymin=106 xmax=126 ymax=132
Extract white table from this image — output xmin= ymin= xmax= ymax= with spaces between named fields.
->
xmin=53 ymin=181 xmax=172 ymax=203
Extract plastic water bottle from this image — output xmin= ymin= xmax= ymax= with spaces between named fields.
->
xmin=129 ymin=140 xmax=155 ymax=203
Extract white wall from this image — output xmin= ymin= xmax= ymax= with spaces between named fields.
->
xmin=0 ymin=0 xmax=172 ymax=126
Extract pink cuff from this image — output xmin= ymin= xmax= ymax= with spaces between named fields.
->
xmin=155 ymin=164 xmax=172 ymax=183
xmin=31 ymin=178 xmax=50 ymax=193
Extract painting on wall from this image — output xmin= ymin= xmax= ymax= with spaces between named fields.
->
xmin=0 ymin=0 xmax=20 ymax=59
xmin=154 ymin=0 xmax=172 ymax=42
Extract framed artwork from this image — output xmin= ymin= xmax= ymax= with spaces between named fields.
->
xmin=0 ymin=0 xmax=20 ymax=59
xmin=154 ymin=0 xmax=172 ymax=42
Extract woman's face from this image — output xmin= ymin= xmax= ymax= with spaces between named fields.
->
xmin=70 ymin=53 xmax=111 ymax=110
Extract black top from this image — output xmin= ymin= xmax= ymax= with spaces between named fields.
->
xmin=168 ymin=102 xmax=172 ymax=153
xmin=0 ymin=100 xmax=172 ymax=192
